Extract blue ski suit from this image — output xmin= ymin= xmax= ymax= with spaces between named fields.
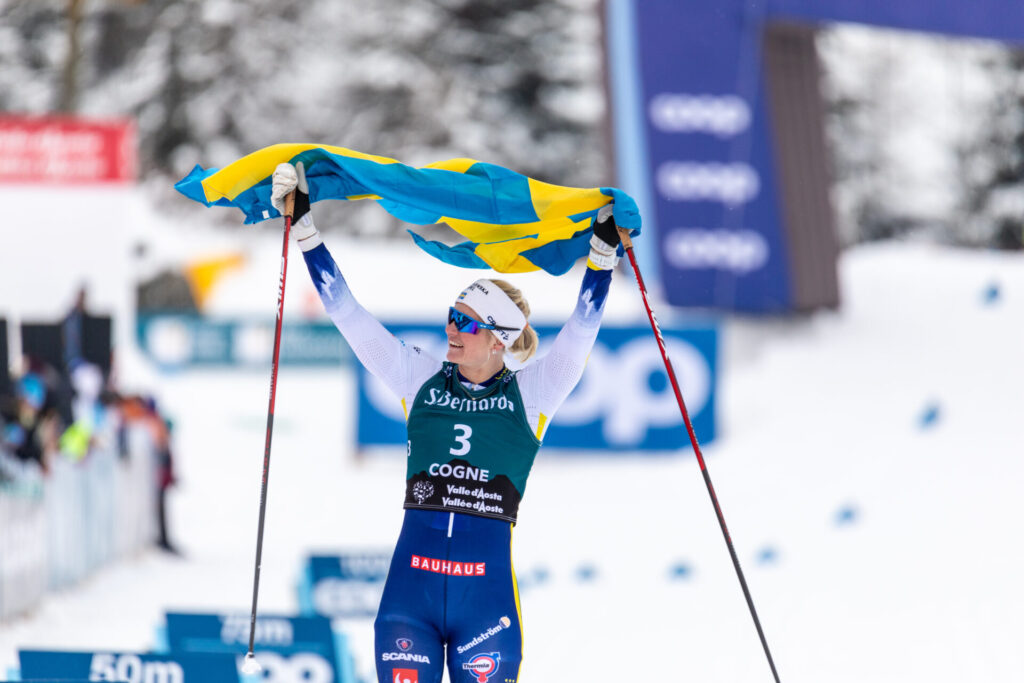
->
xmin=302 ymin=240 xmax=612 ymax=683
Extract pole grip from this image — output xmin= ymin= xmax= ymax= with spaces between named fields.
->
xmin=617 ymin=226 xmax=633 ymax=250
xmin=283 ymin=190 xmax=296 ymax=218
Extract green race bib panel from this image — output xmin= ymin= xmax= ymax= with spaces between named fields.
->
xmin=404 ymin=363 xmax=541 ymax=523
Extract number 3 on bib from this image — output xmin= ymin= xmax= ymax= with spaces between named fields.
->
xmin=450 ymin=424 xmax=473 ymax=456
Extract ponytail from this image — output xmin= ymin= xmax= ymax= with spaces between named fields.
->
xmin=490 ymin=279 xmax=538 ymax=362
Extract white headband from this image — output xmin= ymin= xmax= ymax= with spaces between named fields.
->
xmin=456 ymin=279 xmax=527 ymax=347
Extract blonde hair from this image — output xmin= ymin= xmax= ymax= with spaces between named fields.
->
xmin=491 ymin=279 xmax=538 ymax=362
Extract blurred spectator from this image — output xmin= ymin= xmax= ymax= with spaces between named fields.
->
xmin=59 ymin=360 xmax=108 ymax=462
xmin=118 ymin=394 xmax=179 ymax=554
xmin=62 ymin=285 xmax=88 ymax=374
xmin=0 ymin=370 xmax=62 ymax=474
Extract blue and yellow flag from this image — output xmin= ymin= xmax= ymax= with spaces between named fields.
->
xmin=175 ymin=143 xmax=641 ymax=275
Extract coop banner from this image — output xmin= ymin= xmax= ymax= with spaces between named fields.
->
xmin=298 ymin=552 xmax=392 ymax=620
xmin=137 ymin=315 xmax=353 ymax=368
xmin=628 ymin=0 xmax=793 ymax=311
xmin=161 ymin=612 xmax=349 ymax=683
xmin=356 ymin=322 xmax=717 ymax=452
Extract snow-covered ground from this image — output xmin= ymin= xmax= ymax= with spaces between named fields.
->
xmin=2 ymin=202 xmax=1023 ymax=682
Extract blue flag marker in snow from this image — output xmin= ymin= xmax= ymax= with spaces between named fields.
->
xmin=981 ymin=282 xmax=1001 ymax=305
xmin=918 ymin=402 xmax=941 ymax=429
xmin=835 ymin=504 xmax=859 ymax=526
xmin=668 ymin=562 xmax=693 ymax=580
xmin=574 ymin=564 xmax=597 ymax=583
xmin=756 ymin=547 xmax=778 ymax=565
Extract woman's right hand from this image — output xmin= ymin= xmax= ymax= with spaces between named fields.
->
xmin=272 ymin=162 xmax=320 ymax=249
xmin=271 ymin=162 xmax=310 ymax=223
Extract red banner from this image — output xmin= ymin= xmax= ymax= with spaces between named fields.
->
xmin=0 ymin=116 xmax=136 ymax=184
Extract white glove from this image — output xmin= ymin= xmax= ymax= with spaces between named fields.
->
xmin=271 ymin=162 xmax=320 ymax=250
xmin=270 ymin=161 xmax=307 ymax=214
xmin=588 ymin=204 xmax=620 ymax=270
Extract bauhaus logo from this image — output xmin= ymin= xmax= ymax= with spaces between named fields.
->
xmin=410 ymin=555 xmax=486 ymax=576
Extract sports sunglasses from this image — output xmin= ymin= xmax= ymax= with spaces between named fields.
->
xmin=447 ymin=306 xmax=520 ymax=335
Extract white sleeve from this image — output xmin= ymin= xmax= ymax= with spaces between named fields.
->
xmin=516 ymin=267 xmax=612 ymax=439
xmin=301 ymin=243 xmax=440 ymax=405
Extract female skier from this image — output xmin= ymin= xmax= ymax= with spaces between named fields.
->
xmin=272 ymin=162 xmax=622 ymax=683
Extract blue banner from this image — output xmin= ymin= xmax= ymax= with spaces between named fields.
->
xmin=163 ymin=612 xmax=353 ymax=683
xmin=298 ymin=552 xmax=392 ymax=620
xmin=630 ymin=0 xmax=791 ymax=312
xmin=137 ymin=315 xmax=352 ymax=369
xmin=611 ymin=0 xmax=1024 ymax=312
xmin=18 ymin=650 xmax=242 ymax=683
xmin=356 ymin=323 xmax=716 ymax=452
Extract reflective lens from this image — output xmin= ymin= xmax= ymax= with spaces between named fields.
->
xmin=448 ymin=306 xmax=487 ymax=334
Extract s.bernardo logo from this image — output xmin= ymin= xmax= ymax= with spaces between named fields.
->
xmin=361 ymin=328 xmax=716 ymax=450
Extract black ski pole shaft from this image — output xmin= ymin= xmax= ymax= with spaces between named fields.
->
xmin=617 ymin=227 xmax=782 ymax=683
xmin=243 ymin=190 xmax=294 ymax=669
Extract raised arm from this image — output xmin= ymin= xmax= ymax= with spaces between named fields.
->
xmin=272 ymin=163 xmax=441 ymax=404
xmin=516 ymin=205 xmax=621 ymax=438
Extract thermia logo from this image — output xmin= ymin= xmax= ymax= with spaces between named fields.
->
xmin=411 ymin=555 xmax=485 ymax=576
xmin=462 ymin=653 xmax=501 ymax=683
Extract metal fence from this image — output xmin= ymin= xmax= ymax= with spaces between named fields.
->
xmin=0 ymin=420 xmax=158 ymax=621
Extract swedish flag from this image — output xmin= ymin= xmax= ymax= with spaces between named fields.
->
xmin=175 ymin=144 xmax=641 ymax=275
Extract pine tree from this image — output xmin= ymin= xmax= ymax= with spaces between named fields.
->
xmin=0 ymin=0 xmax=607 ymax=237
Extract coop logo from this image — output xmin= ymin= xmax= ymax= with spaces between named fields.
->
xmin=241 ymin=652 xmax=333 ymax=683
xmin=665 ymin=228 xmax=770 ymax=274
xmin=392 ymin=668 xmax=418 ymax=683
xmin=462 ymin=653 xmax=500 ymax=683
xmin=649 ymin=93 xmax=751 ymax=137
xmin=656 ymin=161 xmax=759 ymax=205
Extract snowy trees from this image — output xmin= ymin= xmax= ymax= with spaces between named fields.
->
xmin=0 ymin=0 xmax=607 ymax=236
xmin=2 ymin=1 xmax=1023 ymax=247
xmin=817 ymin=24 xmax=1024 ymax=249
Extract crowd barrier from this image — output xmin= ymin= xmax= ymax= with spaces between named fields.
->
xmin=0 ymin=420 xmax=159 ymax=621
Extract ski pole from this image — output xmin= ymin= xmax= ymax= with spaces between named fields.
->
xmin=617 ymin=228 xmax=782 ymax=683
xmin=241 ymin=190 xmax=295 ymax=675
